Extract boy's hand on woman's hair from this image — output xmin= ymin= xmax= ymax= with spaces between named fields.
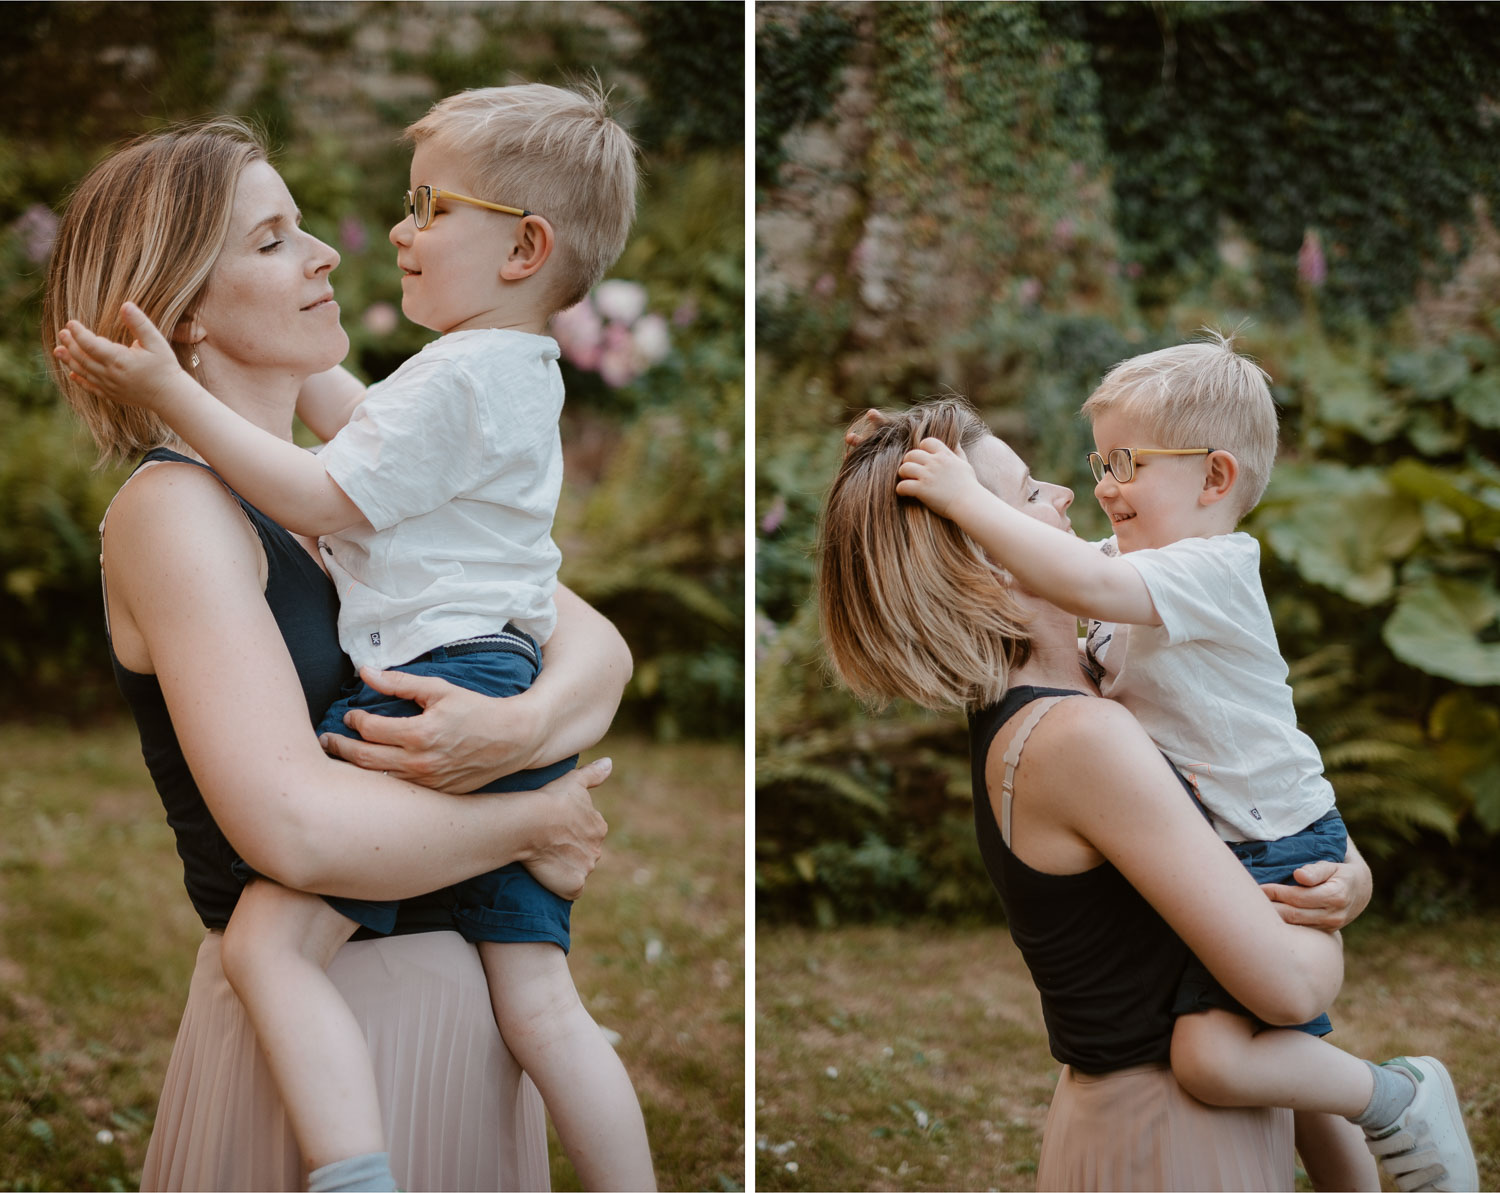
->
xmin=843 ymin=407 xmax=887 ymax=454
xmin=54 ymin=301 xmax=191 ymax=412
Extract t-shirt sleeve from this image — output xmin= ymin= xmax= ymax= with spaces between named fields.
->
xmin=1118 ymin=536 xmax=1258 ymax=647
xmin=318 ymin=358 xmax=494 ymax=531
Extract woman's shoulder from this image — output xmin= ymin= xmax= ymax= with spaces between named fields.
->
xmin=103 ymin=457 xmax=262 ymax=574
xmin=985 ymin=691 xmax=1160 ymax=811
xmin=984 ymin=689 xmax=1142 ymax=763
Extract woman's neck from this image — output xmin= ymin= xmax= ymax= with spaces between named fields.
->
xmin=1012 ymin=597 xmax=1097 ymax=693
xmin=193 ymin=356 xmax=304 ymax=443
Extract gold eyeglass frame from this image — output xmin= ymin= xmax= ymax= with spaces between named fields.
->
xmin=403 ymin=185 xmax=532 ymax=230
xmin=1086 ymin=447 xmax=1217 ymax=484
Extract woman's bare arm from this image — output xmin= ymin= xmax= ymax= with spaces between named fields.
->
xmin=1009 ymin=698 xmax=1345 ymax=1027
xmin=296 ymin=364 xmax=367 ymax=442
xmin=318 ymin=583 xmax=632 ymax=791
xmin=105 ymin=465 xmax=606 ymax=900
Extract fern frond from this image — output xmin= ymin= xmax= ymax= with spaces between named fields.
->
xmin=755 ymin=758 xmax=889 ymax=813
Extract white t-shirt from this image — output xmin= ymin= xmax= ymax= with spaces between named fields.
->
xmin=316 ymin=328 xmax=563 ymax=671
xmin=1084 ymin=532 xmax=1336 ymax=843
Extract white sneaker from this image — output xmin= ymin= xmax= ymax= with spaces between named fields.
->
xmin=1363 ymin=1057 xmax=1478 ymax=1192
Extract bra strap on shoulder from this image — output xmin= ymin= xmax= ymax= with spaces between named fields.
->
xmin=999 ymin=695 xmax=1073 ymax=848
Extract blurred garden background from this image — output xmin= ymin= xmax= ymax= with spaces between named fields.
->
xmin=755 ymin=2 xmax=1500 ymax=1186
xmin=0 ymin=2 xmax=744 ymax=1189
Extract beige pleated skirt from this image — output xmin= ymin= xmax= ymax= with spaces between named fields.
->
xmin=1036 ymin=1062 xmax=1295 ymax=1192
xmin=140 ymin=930 xmax=550 ymax=1192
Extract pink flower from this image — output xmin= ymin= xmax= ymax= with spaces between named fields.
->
xmin=594 ymin=279 xmax=648 ymax=324
xmin=1016 ymin=277 xmax=1043 ymax=307
xmin=340 ymin=217 xmax=367 ymax=253
xmin=1298 ymin=228 xmax=1326 ymax=287
xmin=672 ymin=298 xmax=698 ymax=327
xmin=760 ymin=496 xmax=786 ymax=535
xmin=13 ymin=204 xmax=58 ymax=264
xmin=632 ymin=313 xmax=670 ymax=365
xmin=551 ymin=299 xmax=604 ymax=371
xmin=361 ymin=302 xmax=398 ymax=336
xmin=598 ymin=347 xmax=638 ymax=388
xmin=755 ymin=613 xmax=778 ymax=663
xmin=598 ymin=321 xmax=639 ymax=386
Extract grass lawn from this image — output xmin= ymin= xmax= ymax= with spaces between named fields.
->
xmin=0 ymin=721 xmax=744 ymax=1192
xmin=756 ymin=917 xmax=1500 ymax=1192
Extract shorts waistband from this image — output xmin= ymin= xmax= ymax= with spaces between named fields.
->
xmin=425 ymin=624 xmax=538 ymax=666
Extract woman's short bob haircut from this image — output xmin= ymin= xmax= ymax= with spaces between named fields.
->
xmin=818 ymin=397 xmax=1032 ymax=712
xmin=43 ymin=118 xmax=268 ymax=465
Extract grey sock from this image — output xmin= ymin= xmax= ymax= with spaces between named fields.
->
xmin=1351 ymin=1060 xmax=1418 ymax=1132
xmin=307 ymin=1152 xmax=399 ymax=1193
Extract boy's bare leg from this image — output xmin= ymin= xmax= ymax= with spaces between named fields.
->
xmin=220 ymin=880 xmax=382 ymax=1171
xmin=1171 ymin=1008 xmax=1375 ymax=1115
xmin=479 ymin=940 xmax=655 ymax=1192
xmin=1296 ymin=1110 xmax=1381 ymax=1192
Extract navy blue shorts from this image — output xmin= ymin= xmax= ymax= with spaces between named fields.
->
xmin=316 ymin=633 xmax=578 ymax=951
xmin=1173 ymin=808 xmax=1347 ymax=1036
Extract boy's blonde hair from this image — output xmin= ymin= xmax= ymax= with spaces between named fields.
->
xmin=1080 ymin=329 xmax=1279 ymax=519
xmin=405 ymin=82 xmax=639 ymax=312
xmin=818 ymin=397 xmax=1032 ymax=712
xmin=43 ymin=119 xmax=267 ymax=465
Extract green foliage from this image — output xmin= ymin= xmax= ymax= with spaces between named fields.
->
xmin=755 ymin=5 xmax=858 ymax=192
xmin=0 ymin=3 xmax=223 ymax=144
xmin=388 ymin=5 xmax=613 ymax=108
xmin=1047 ymin=1 xmax=1500 ymax=323
xmin=872 ymin=1 xmax=1106 ymax=269
xmin=631 ymin=2 xmax=746 ymax=154
xmin=757 ymin=1 xmax=1500 ymax=921
xmin=0 ymin=7 xmax=742 ymax=735
xmin=564 ymin=151 xmax=745 ymax=740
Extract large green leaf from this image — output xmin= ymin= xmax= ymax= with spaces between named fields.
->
xmin=1305 ymin=353 xmax=1405 ymax=442
xmin=1454 ymin=369 xmax=1500 ymax=430
xmin=1382 ymin=576 xmax=1500 ymax=684
xmin=1386 ymin=348 xmax=1470 ymax=401
xmin=1260 ymin=481 xmax=1424 ymax=605
xmin=1387 ymin=459 xmax=1500 ymax=545
xmin=1464 ymin=758 xmax=1500 ymax=834
xmin=1427 ymin=690 xmax=1500 ymax=831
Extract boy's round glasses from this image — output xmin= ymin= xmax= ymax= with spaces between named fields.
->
xmin=403 ymin=185 xmax=532 ymax=231
xmin=1087 ymin=447 xmax=1217 ymax=484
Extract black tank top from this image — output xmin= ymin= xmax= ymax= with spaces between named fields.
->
xmin=108 ymin=448 xmax=351 ymax=930
xmin=970 ymin=685 xmax=1194 ymax=1072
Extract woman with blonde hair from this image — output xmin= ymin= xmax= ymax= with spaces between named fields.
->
xmin=819 ymin=397 xmax=1374 ymax=1191
xmin=44 ymin=117 xmax=629 ymax=1191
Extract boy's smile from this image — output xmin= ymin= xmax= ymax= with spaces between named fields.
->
xmin=1089 ymin=410 xmax=1222 ymax=552
xmin=390 ymin=141 xmax=541 ymax=335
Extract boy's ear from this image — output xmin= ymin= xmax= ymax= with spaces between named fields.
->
xmin=1199 ymin=449 xmax=1239 ymax=506
xmin=499 ymin=214 xmax=555 ymax=282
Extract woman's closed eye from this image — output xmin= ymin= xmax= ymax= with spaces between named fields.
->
xmin=258 ymin=239 xmax=284 ymax=254
xmin=1027 ymin=487 xmax=1041 ymax=502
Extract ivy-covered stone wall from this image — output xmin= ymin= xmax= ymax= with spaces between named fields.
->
xmin=756 ymin=1 xmax=1500 ymax=923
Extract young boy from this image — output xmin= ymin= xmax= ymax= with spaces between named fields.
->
xmin=56 ymin=84 xmax=654 ymax=1192
xmin=896 ymin=332 xmax=1476 ymax=1193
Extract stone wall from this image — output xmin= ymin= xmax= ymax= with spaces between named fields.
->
xmin=755 ymin=2 xmax=1123 ymax=403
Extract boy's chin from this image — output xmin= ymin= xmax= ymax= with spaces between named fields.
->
xmin=397 ymin=298 xmax=443 ymax=334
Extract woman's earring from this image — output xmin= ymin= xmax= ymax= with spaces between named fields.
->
xmin=190 ymin=350 xmax=200 ymax=369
